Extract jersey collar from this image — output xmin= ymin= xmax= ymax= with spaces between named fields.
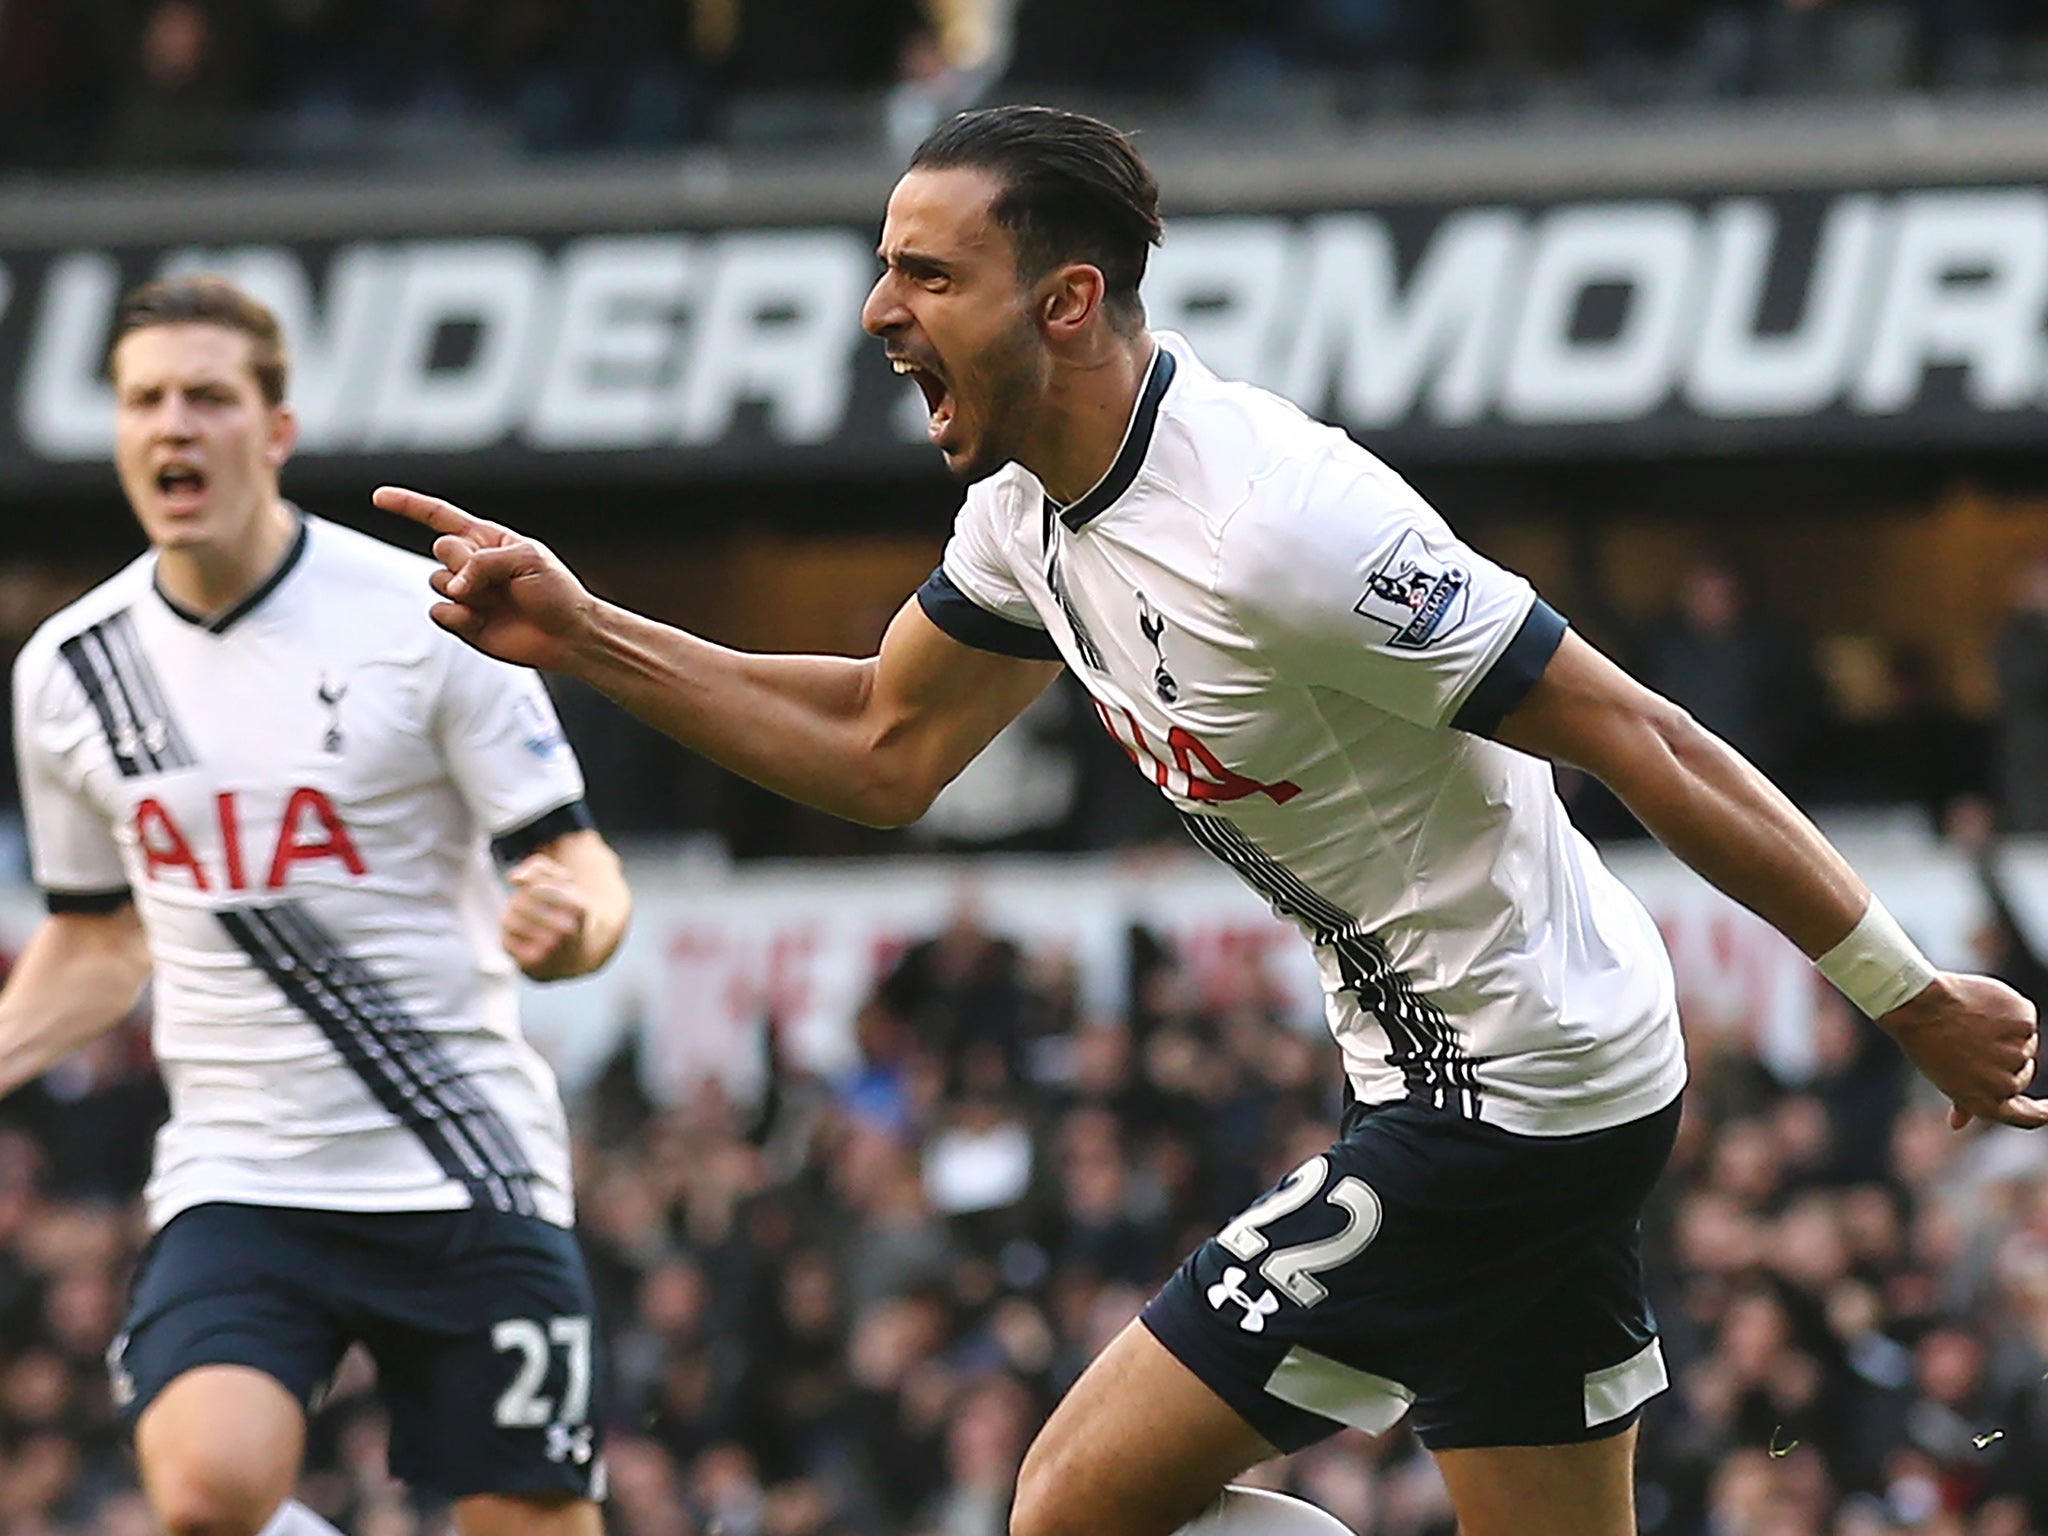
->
xmin=154 ymin=508 xmax=312 ymax=635
xmin=1045 ymin=343 xmax=1177 ymax=534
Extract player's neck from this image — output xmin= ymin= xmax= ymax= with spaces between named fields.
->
xmin=1026 ymin=332 xmax=1158 ymax=508
xmin=155 ymin=499 xmax=301 ymax=619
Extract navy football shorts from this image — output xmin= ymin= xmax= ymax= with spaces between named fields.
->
xmin=1143 ymin=1094 xmax=1682 ymax=1453
xmin=111 ymin=1202 xmax=607 ymax=1502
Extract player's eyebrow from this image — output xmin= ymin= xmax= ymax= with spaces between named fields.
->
xmin=880 ymin=247 xmax=953 ymax=282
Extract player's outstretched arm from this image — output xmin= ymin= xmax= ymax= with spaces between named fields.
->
xmin=1497 ymin=631 xmax=2046 ymax=1130
xmin=0 ymin=907 xmax=153 ymax=1098
xmin=375 ymin=486 xmax=1062 ymax=827
xmin=500 ymin=829 xmax=632 ymax=982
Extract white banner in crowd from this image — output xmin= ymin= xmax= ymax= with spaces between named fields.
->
xmin=485 ymin=828 xmax=2048 ymax=1101
xmin=2 ymin=830 xmax=2042 ymax=1103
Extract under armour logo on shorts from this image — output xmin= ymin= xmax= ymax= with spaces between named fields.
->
xmin=546 ymin=1423 xmax=595 ymax=1466
xmin=1207 ymin=1266 xmax=1280 ymax=1333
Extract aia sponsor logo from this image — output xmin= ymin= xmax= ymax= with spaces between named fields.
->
xmin=135 ymin=787 xmax=366 ymax=891
xmin=1090 ymin=698 xmax=1299 ymax=806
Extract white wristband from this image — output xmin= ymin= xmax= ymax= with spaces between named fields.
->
xmin=1815 ymin=898 xmax=1938 ymax=1019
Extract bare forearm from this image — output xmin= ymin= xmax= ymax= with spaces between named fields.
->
xmin=564 ymin=601 xmax=912 ymax=825
xmin=0 ymin=912 xmax=152 ymax=1097
xmin=381 ymin=497 xmax=1054 ymax=827
xmin=1600 ymin=707 xmax=1868 ymax=958
xmin=1500 ymin=632 xmax=2040 ymax=1124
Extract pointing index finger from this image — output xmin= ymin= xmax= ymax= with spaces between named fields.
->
xmin=374 ymin=485 xmax=491 ymax=540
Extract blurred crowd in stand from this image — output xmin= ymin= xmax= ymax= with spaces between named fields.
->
xmin=8 ymin=872 xmax=2048 ymax=1535
xmin=1557 ymin=542 xmax=2048 ymax=852
xmin=1 ymin=0 xmax=2045 ymax=173
xmin=1554 ymin=552 xmax=2000 ymax=848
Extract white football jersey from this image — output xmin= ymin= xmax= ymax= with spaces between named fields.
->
xmin=919 ymin=335 xmax=1685 ymax=1136
xmin=14 ymin=513 xmax=586 ymax=1228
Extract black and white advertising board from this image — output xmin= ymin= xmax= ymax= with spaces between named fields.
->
xmin=2 ymin=182 xmax=2046 ymax=492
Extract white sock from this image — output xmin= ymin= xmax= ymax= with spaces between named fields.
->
xmin=259 ymin=1501 xmax=349 ymax=1536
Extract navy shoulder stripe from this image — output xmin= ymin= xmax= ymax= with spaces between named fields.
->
xmin=492 ymin=798 xmax=597 ymax=867
xmin=45 ymin=887 xmax=133 ymax=915
xmin=915 ymin=568 xmax=1062 ymax=662
xmin=1451 ymin=600 xmax=1569 ymax=738
xmin=59 ymin=610 xmax=197 ymax=778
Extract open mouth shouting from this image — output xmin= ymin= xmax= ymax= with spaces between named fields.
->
xmin=891 ymin=353 xmax=957 ymax=449
xmin=154 ymin=461 xmax=210 ymax=515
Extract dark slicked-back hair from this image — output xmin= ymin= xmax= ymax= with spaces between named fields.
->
xmin=910 ymin=105 xmax=1163 ymax=332
xmin=108 ymin=274 xmax=289 ymax=405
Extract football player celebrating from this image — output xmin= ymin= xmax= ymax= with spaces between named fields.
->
xmin=380 ymin=107 xmax=2040 ymax=1536
xmin=5 ymin=275 xmax=631 ymax=1536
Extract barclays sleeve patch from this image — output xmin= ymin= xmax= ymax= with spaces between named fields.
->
xmin=1353 ymin=529 xmax=1468 ymax=649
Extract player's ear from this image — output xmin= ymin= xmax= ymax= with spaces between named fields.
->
xmin=1040 ymin=263 xmax=1107 ymax=338
xmin=266 ymin=402 xmax=299 ymax=470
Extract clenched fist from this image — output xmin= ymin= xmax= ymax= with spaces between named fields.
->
xmin=500 ymin=853 xmax=591 ymax=980
xmin=1881 ymin=971 xmax=2048 ymax=1130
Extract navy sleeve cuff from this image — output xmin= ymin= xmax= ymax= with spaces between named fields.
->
xmin=1450 ymin=600 xmax=1570 ymax=738
xmin=492 ymin=799 xmax=597 ymax=867
xmin=915 ymin=568 xmax=1062 ymax=662
xmin=45 ymin=887 xmax=133 ymax=915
